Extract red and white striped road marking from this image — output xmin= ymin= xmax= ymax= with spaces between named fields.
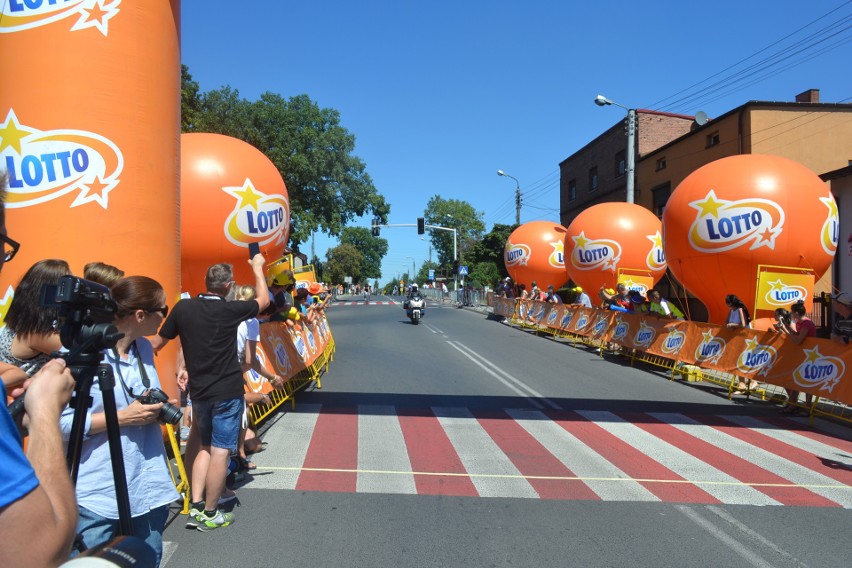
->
xmin=247 ymin=404 xmax=852 ymax=507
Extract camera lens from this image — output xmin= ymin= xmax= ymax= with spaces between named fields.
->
xmin=158 ymin=402 xmax=183 ymax=425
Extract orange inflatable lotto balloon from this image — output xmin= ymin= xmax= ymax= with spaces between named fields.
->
xmin=504 ymin=221 xmax=568 ymax=291
xmin=564 ymin=202 xmax=666 ymax=295
xmin=663 ymin=154 xmax=837 ymax=324
xmin=0 ymin=2 xmax=181 ymax=395
xmin=181 ymin=133 xmax=290 ymax=295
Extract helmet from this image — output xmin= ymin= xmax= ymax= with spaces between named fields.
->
xmin=574 ymin=287 xmax=583 ymax=293
xmin=411 ymin=283 xmax=419 ymax=290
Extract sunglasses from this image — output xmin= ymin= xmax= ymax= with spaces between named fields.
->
xmin=0 ymin=233 xmax=20 ymax=263
xmin=130 ymin=305 xmax=169 ymax=317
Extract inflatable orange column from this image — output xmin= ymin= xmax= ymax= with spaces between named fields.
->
xmin=0 ymin=1 xmax=182 ymax=398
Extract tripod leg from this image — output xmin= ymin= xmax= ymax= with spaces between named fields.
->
xmin=97 ymin=364 xmax=134 ymax=537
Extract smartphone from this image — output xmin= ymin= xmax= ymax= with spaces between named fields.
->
xmin=248 ymin=242 xmax=261 ymax=258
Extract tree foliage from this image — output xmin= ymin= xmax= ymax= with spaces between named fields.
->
xmin=422 ymin=196 xmax=485 ymax=269
xmin=339 ymin=226 xmax=388 ymax=282
xmin=467 ymin=223 xmax=518 ymax=279
xmin=181 ymin=67 xmax=389 ymax=248
xmin=325 ymin=243 xmax=362 ymax=286
xmin=467 ymin=261 xmax=501 ymax=288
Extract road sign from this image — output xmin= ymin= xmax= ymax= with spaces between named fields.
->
xmin=428 ymin=269 xmax=435 ymax=280
xmin=458 ymin=265 xmax=469 ymax=276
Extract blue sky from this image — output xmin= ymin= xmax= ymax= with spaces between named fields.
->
xmin=181 ymin=1 xmax=852 ymax=284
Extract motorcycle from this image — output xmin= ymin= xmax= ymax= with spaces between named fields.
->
xmin=405 ymin=296 xmax=425 ymax=324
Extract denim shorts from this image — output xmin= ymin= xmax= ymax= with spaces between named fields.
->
xmin=192 ymin=397 xmax=244 ymax=450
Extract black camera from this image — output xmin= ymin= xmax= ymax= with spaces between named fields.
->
xmin=41 ymin=276 xmax=122 ymax=353
xmin=135 ymin=387 xmax=182 ymax=425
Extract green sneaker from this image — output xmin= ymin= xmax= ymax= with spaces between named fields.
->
xmin=185 ymin=504 xmax=205 ymax=529
xmin=196 ymin=509 xmax=235 ymax=532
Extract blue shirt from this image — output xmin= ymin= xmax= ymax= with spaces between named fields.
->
xmin=59 ymin=338 xmax=179 ymax=518
xmin=0 ymin=381 xmax=39 ymax=509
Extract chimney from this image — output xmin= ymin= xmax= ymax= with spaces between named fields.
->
xmin=795 ymin=89 xmax=820 ymax=103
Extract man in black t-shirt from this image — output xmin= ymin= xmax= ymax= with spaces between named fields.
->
xmin=152 ymin=255 xmax=269 ymax=531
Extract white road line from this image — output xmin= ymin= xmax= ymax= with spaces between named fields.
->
xmin=451 ymin=341 xmax=561 ymax=409
xmin=706 ymin=506 xmax=812 ymax=568
xmin=445 ymin=341 xmax=545 ymax=410
xmin=357 ymin=405 xmax=416 ymax=494
xmin=433 ymin=406 xmax=539 ymax=498
xmin=248 ymin=403 xmax=321 ymax=489
xmin=677 ymin=505 xmax=803 ymax=568
xmin=428 ymin=324 xmax=444 ymax=334
xmin=423 ymin=323 xmax=440 ymax=334
xmin=161 ymin=541 xmax=178 ymax=566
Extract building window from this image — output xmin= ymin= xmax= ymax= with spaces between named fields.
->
xmin=615 ymin=150 xmax=626 ymax=178
xmin=656 ymin=157 xmax=666 ymax=171
xmin=589 ymin=167 xmax=599 ymax=192
xmin=706 ymin=131 xmax=720 ymax=147
xmin=568 ymin=179 xmax=576 ymax=201
xmin=652 ymin=182 xmax=671 ymax=218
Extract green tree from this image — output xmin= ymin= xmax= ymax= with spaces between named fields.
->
xmin=467 ymin=261 xmax=500 ymax=288
xmin=181 ymin=67 xmax=390 ymax=247
xmin=339 ymin=227 xmax=388 ymax=282
xmin=423 ymin=197 xmax=485 ymax=271
xmin=415 ymin=260 xmax=440 ymax=284
xmin=467 ymin=223 xmax=518 ymax=278
xmin=180 ymin=64 xmax=201 ymax=132
xmin=325 ymin=243 xmax=362 ymax=286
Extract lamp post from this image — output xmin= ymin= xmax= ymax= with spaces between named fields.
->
xmin=497 ymin=170 xmax=521 ymax=225
xmin=594 ymin=94 xmax=636 ymax=204
xmin=406 ymin=256 xmax=416 ymax=281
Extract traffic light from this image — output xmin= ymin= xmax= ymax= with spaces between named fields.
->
xmin=452 ymin=260 xmax=459 ymax=274
xmin=417 ymin=217 xmax=425 ymax=234
xmin=371 ymin=217 xmax=380 ymax=236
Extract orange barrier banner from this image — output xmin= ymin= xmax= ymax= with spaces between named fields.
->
xmin=499 ymin=299 xmax=852 ymax=406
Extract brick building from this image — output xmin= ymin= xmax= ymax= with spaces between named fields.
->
xmin=559 ymin=110 xmax=695 ymax=227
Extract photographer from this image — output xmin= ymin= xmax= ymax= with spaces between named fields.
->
xmin=0 ymin=173 xmax=78 ymax=568
xmin=60 ymin=276 xmax=179 ymax=566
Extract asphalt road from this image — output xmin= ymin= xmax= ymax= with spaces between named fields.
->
xmin=161 ymin=294 xmax=852 ymax=568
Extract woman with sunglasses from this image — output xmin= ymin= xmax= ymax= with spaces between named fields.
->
xmin=60 ymin=276 xmax=178 ymax=567
xmin=0 ymin=259 xmax=71 ymax=390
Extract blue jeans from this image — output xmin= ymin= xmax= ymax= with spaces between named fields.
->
xmin=76 ymin=505 xmax=169 ymax=567
xmin=192 ymin=396 xmax=243 ymax=450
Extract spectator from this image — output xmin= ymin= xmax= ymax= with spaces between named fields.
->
xmin=630 ymin=291 xmax=650 ymax=314
xmin=830 ymin=291 xmax=852 ymax=345
xmin=648 ymin=289 xmax=685 ymax=319
xmin=517 ymin=283 xmax=528 ymax=300
xmin=571 ymin=287 xmax=591 ymax=308
xmin=775 ymin=301 xmax=816 ymax=415
xmin=600 ymin=283 xmax=631 ymax=311
xmin=0 ymin=259 xmax=71 ymax=390
xmin=61 ymin=276 xmax=179 ymax=566
xmin=545 ymin=285 xmax=563 ymax=304
xmin=152 ymin=256 xmax=270 ymax=532
xmin=0 ymin=172 xmax=78 ymax=568
xmin=725 ymin=294 xmax=751 ymax=328
xmin=529 ymin=280 xmax=542 ymax=301
xmin=233 ymin=285 xmax=280 ymax=471
xmin=83 ymin=261 xmax=125 ymax=289
xmin=267 ymin=270 xmax=295 ymax=322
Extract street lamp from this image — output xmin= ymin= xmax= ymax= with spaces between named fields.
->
xmin=406 ymin=256 xmax=416 ymax=280
xmin=594 ymin=94 xmax=636 ymax=204
xmin=497 ymin=170 xmax=521 ymax=225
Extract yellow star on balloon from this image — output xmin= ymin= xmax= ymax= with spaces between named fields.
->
xmin=820 ymin=195 xmax=838 ymax=219
xmin=0 ymin=110 xmax=33 ymax=155
xmin=572 ymin=232 xmax=589 ymax=249
xmin=691 ymin=190 xmax=726 ymax=218
xmin=550 ymin=240 xmax=564 ymax=254
xmin=228 ymin=179 xmax=264 ymax=210
xmin=646 ymin=231 xmax=663 ymax=249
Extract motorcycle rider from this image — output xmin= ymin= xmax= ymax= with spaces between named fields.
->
xmin=404 ymin=283 xmax=423 ymax=310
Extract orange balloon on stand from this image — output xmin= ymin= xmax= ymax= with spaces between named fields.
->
xmin=0 ymin=1 xmax=181 ymax=397
xmin=663 ymin=154 xmax=837 ymax=324
xmin=504 ymin=221 xmax=568 ymax=291
xmin=564 ymin=203 xmax=666 ymax=296
xmin=181 ymin=133 xmax=290 ymax=295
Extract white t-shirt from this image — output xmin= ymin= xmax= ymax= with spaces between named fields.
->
xmin=236 ymin=317 xmax=261 ymax=363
